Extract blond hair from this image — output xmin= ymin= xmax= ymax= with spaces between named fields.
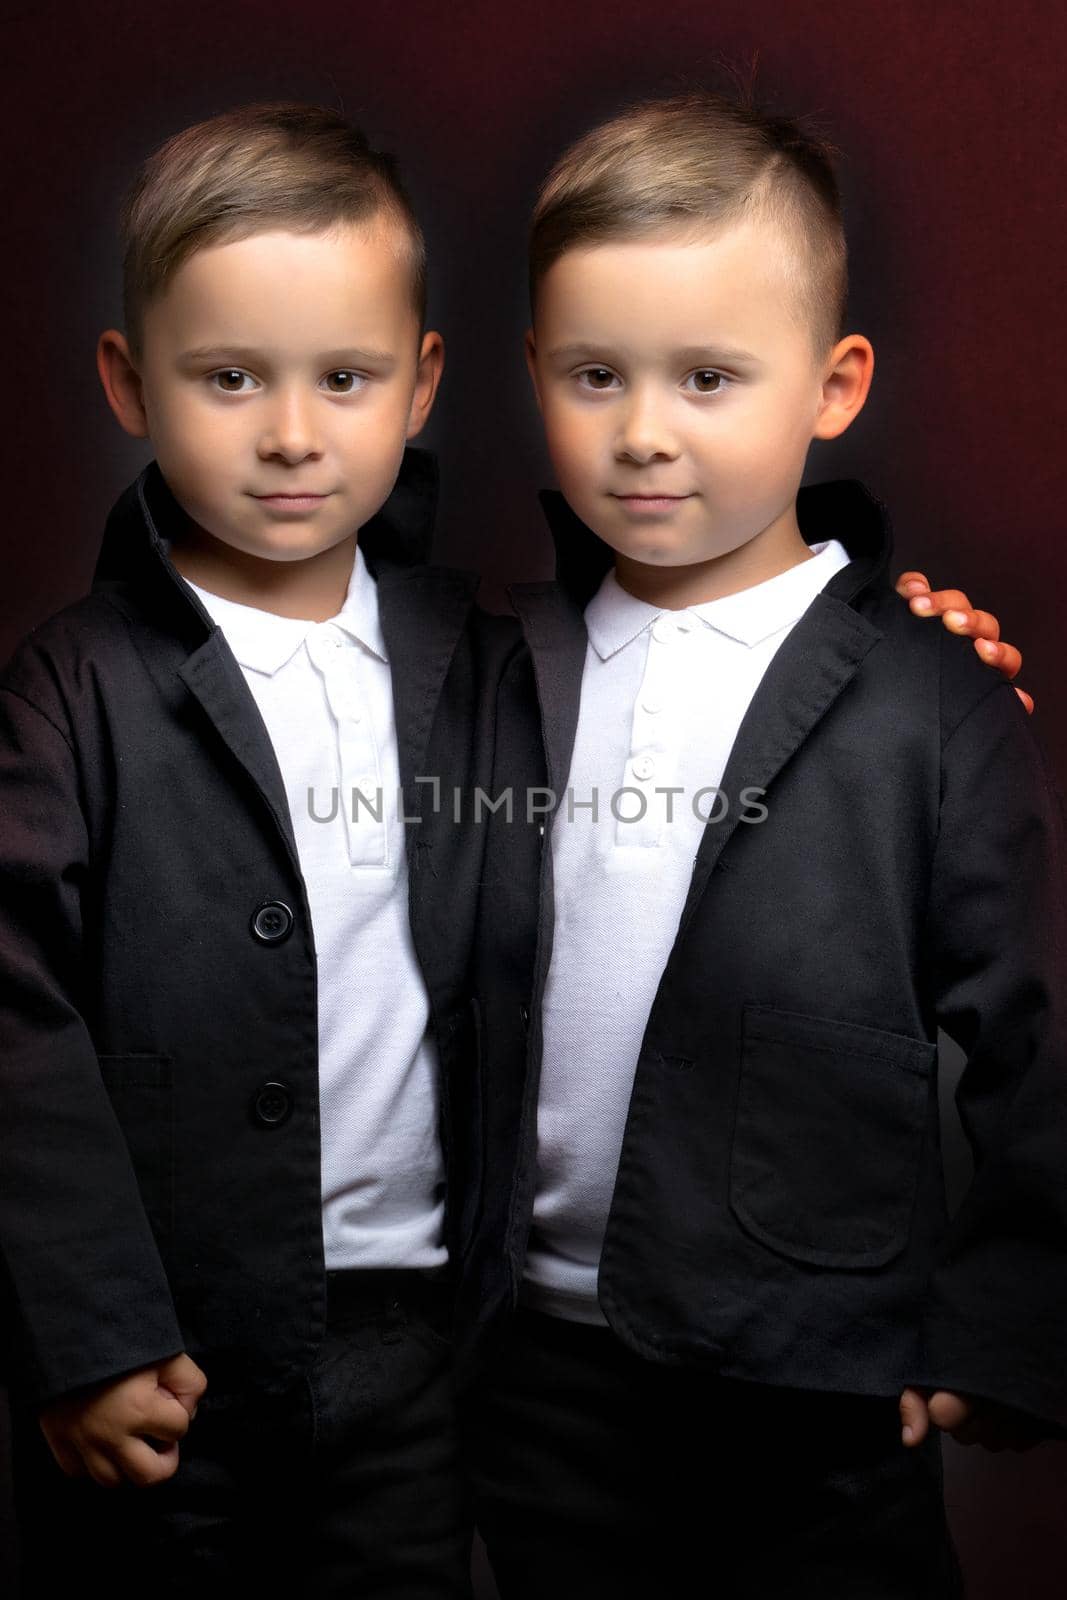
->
xmin=530 ymin=89 xmax=848 ymax=358
xmin=120 ymin=102 xmax=426 ymax=360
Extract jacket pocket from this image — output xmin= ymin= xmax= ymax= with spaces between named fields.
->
xmin=97 ymin=1054 xmax=174 ymax=1254
xmin=728 ymin=1005 xmax=934 ymax=1270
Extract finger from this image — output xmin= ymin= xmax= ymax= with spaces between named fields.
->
xmin=927 ymin=1391 xmax=973 ymax=1432
xmin=122 ymin=1436 xmax=181 ymax=1486
xmin=895 ymin=571 xmax=932 ymax=597
xmin=82 ymin=1448 xmax=124 ymax=1489
xmin=974 ymin=638 xmax=1023 ymax=681
xmin=136 ymin=1387 xmax=196 ymax=1440
xmin=158 ymin=1357 xmax=209 ymax=1415
xmin=942 ymin=608 xmax=1001 ymax=643
xmin=927 ymin=588 xmax=974 ymax=613
xmin=1014 ymin=686 xmax=1035 ymax=715
xmin=158 ymin=1382 xmax=200 ymax=1421
xmin=899 ymin=1388 xmax=930 ymax=1446
xmin=908 ymin=588 xmax=972 ymax=617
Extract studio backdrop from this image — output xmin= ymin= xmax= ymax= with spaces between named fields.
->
xmin=2 ymin=2 xmax=1065 ymax=1596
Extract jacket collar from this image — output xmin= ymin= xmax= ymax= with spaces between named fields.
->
xmin=90 ymin=447 xmax=473 ymax=862
xmin=509 ymin=480 xmax=893 ymax=909
xmin=536 ymin=477 xmax=895 ymax=614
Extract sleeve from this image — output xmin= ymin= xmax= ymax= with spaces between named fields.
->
xmin=916 ymin=674 xmax=1067 ymax=1431
xmin=0 ymin=678 xmax=185 ymax=1410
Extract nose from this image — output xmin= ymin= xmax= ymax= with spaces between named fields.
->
xmin=256 ymin=385 xmax=323 ymax=464
xmin=614 ymin=382 xmax=680 ymax=466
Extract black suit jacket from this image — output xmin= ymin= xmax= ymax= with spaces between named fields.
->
xmin=463 ymin=479 xmax=1067 ymax=1433
xmin=0 ymin=449 xmax=517 ymax=1411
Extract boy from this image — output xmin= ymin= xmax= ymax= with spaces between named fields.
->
xmin=0 ymin=102 xmax=513 ymax=1597
xmin=463 ymin=90 xmax=1065 ymax=1598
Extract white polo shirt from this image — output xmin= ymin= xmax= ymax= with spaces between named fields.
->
xmin=523 ymin=538 xmax=852 ymax=1322
xmin=177 ymin=544 xmax=447 ymax=1271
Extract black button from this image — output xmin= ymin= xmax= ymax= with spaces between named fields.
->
xmin=250 ymin=900 xmax=294 ymax=944
xmin=251 ymin=1081 xmax=293 ymax=1127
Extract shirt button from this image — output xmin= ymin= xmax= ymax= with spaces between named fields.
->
xmin=250 ymin=900 xmax=294 ymax=944
xmin=251 ymin=1080 xmax=294 ymax=1127
xmin=651 ymin=619 xmax=674 ymax=643
xmin=632 ymin=754 xmax=656 ymax=781
xmin=641 ymin=696 xmax=662 ymax=715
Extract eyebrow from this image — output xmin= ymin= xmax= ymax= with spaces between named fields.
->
xmin=545 ymin=342 xmax=763 ymax=366
xmin=177 ymin=345 xmax=398 ymax=367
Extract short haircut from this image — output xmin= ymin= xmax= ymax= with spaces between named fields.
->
xmin=529 ymin=89 xmax=848 ymax=359
xmin=119 ymin=102 xmax=426 ymax=361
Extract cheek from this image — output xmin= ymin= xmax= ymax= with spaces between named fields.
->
xmin=694 ymin=393 xmax=811 ymax=477
xmin=147 ymin=389 xmax=237 ymax=460
xmin=542 ymin=399 xmax=606 ymax=480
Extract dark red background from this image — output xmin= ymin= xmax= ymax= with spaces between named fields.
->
xmin=2 ymin=0 xmax=1065 ymax=1591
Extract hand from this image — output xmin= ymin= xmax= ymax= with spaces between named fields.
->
xmin=38 ymin=1351 xmax=208 ymax=1488
xmin=894 ymin=571 xmax=1034 ymax=715
xmin=899 ymin=1386 xmax=1048 ymax=1452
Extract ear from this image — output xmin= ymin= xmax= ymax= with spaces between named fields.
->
xmin=811 ymin=334 xmax=874 ymax=441
xmin=524 ymin=328 xmax=544 ymax=415
xmin=406 ymin=329 xmax=445 ymax=439
xmin=97 ymin=329 xmax=150 ymax=438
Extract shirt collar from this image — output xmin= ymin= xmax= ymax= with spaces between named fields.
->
xmin=179 ymin=542 xmax=388 ymax=677
xmin=584 ymin=573 xmax=662 ymax=660
xmin=329 ymin=542 xmax=389 ymax=661
xmin=584 ymin=538 xmax=852 ymax=660
xmin=689 ymin=538 xmax=852 ymax=646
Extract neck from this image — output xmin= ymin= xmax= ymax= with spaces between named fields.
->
xmin=612 ymin=501 xmax=814 ymax=609
xmin=168 ymin=526 xmax=359 ymax=622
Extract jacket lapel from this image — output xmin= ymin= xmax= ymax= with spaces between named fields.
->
xmin=177 ymin=634 xmax=301 ymax=869
xmin=375 ymin=565 xmax=480 ymax=807
xmin=675 ymin=591 xmax=883 ymax=938
xmin=507 ymin=582 xmax=589 ymax=802
xmin=531 ymin=478 xmax=894 ymax=938
xmin=96 ymin=445 xmax=452 ymax=857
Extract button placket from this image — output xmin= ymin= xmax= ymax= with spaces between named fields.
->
xmin=616 ymin=626 xmax=676 ymax=849
xmin=324 ymin=635 xmax=388 ymax=870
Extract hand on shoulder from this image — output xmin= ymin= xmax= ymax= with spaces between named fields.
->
xmin=894 ymin=571 xmax=1033 ymax=714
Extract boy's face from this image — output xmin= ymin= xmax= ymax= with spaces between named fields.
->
xmin=104 ymin=220 xmax=439 ymax=564
xmin=526 ymin=218 xmax=863 ymax=571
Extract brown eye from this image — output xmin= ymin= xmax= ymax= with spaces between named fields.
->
xmin=325 ymin=371 xmax=363 ymax=393
xmin=581 ymin=368 xmax=616 ymax=390
xmin=688 ymin=370 xmax=723 ymax=394
xmin=214 ymin=370 xmax=247 ymax=392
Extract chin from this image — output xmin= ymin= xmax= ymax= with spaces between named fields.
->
xmin=617 ymin=539 xmax=695 ymax=568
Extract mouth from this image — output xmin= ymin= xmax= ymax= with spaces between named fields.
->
xmin=251 ymin=492 xmax=332 ymax=510
xmin=610 ymin=492 xmax=694 ymax=514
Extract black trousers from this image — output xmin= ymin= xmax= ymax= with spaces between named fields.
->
xmin=12 ymin=1268 xmax=473 ymax=1600
xmin=466 ymin=1306 xmax=965 ymax=1600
